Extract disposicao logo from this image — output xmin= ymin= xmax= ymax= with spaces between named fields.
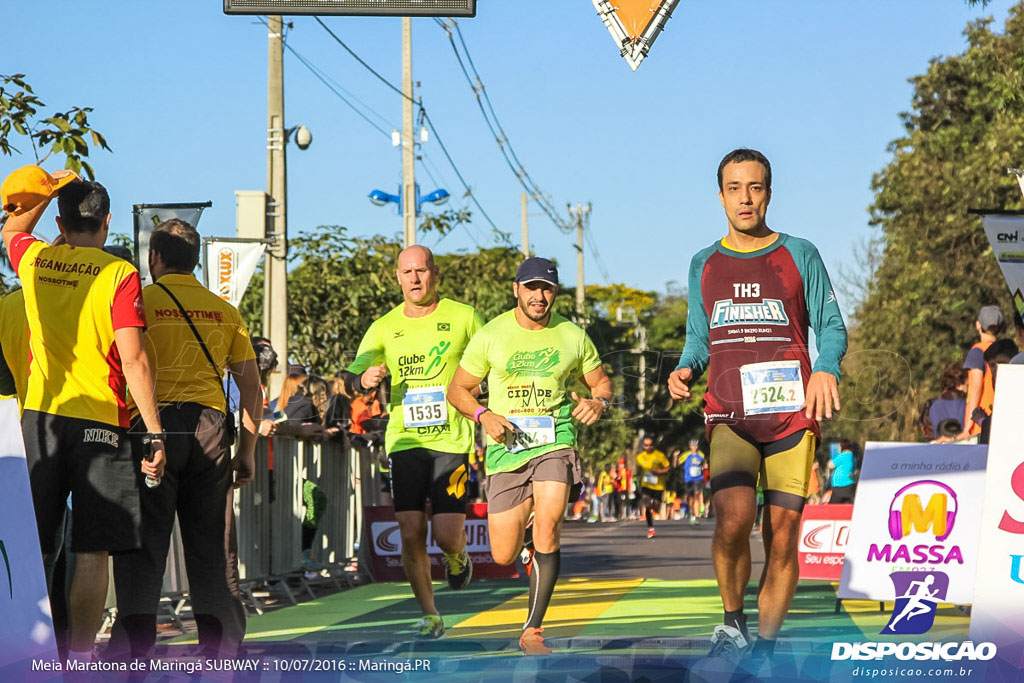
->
xmin=882 ymin=570 xmax=949 ymax=635
xmin=866 ymin=480 xmax=964 ymax=566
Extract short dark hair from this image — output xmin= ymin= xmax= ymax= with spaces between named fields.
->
xmin=984 ymin=338 xmax=1019 ymax=364
xmin=938 ymin=362 xmax=967 ymax=396
xmin=103 ymin=245 xmax=134 ymax=263
xmin=150 ymin=218 xmax=200 ymax=271
xmin=717 ymin=148 xmax=772 ymax=192
xmin=57 ymin=180 xmax=110 ymax=234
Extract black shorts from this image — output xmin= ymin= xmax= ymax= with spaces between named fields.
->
xmin=684 ymin=480 xmax=704 ymax=497
xmin=640 ymin=487 xmax=664 ymax=503
xmin=830 ymin=485 xmax=856 ymax=504
xmin=22 ymin=410 xmax=141 ymax=553
xmin=389 ymin=447 xmax=469 ymax=514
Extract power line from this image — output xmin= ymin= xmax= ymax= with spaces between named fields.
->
xmin=436 ymin=18 xmax=574 ymax=235
xmin=312 ymin=17 xmax=504 ymax=240
xmin=314 ymin=16 xmax=408 ymax=100
xmin=285 ymin=44 xmax=393 ymax=138
xmin=419 ymin=108 xmax=503 ymax=239
xmin=584 ymin=227 xmax=612 ymax=284
xmin=257 ymin=17 xmax=396 ymax=137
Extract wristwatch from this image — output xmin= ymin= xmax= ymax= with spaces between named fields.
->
xmin=596 ymin=397 xmax=610 ymax=411
xmin=141 ymin=432 xmax=167 ymax=446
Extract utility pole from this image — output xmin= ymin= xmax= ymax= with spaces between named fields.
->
xmin=401 ymin=17 xmax=416 ymax=247
xmin=266 ymin=15 xmax=288 ymax=397
xmin=521 ymin=192 xmax=530 ymax=258
xmin=636 ymin=320 xmax=648 ymax=411
xmin=569 ymin=203 xmax=591 ymax=321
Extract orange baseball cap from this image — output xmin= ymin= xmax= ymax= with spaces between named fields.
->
xmin=1 ymin=165 xmax=77 ymax=215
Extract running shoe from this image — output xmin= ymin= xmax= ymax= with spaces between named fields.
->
xmin=519 ymin=546 xmax=535 ymax=577
xmin=416 ymin=614 xmax=445 ymax=639
xmin=519 ymin=626 xmax=552 ymax=655
xmin=443 ymin=548 xmax=473 ymax=590
xmin=708 ymin=624 xmax=750 ymax=662
xmin=688 ymin=627 xmax=749 ymax=683
xmin=742 ymin=649 xmax=772 ymax=679
xmin=300 ymin=549 xmax=325 ymax=571
xmin=646 ymin=528 xmax=656 ymax=539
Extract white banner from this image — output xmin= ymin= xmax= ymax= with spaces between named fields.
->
xmin=204 ymin=240 xmax=265 ymax=308
xmin=980 ymin=214 xmax=1024 ymax=320
xmin=970 ymin=365 xmax=1024 ymax=669
xmin=132 ymin=203 xmax=210 ymax=286
xmin=837 ymin=442 xmax=988 ymax=604
xmin=0 ymin=399 xmax=58 ymax=671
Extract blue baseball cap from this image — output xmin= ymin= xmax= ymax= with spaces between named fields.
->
xmin=515 ymin=257 xmax=558 ymax=286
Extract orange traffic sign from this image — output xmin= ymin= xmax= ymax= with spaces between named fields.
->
xmin=593 ymin=0 xmax=680 ymax=71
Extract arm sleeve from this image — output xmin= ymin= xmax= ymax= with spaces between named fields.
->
xmin=963 ymin=347 xmax=986 ymax=372
xmin=579 ymin=332 xmax=602 ymax=376
xmin=111 ymin=271 xmax=147 ymax=330
xmin=347 ymin=321 xmax=385 ymax=375
xmin=468 ymin=309 xmax=484 ymax=338
xmin=798 ymin=241 xmax=848 ymax=380
xmin=458 ymin=330 xmax=491 ymax=379
xmin=676 ymin=251 xmax=711 ymax=378
xmin=8 ymin=233 xmax=39 ymax=273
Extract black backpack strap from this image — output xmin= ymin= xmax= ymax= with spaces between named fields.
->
xmin=155 ymin=282 xmax=230 ymax=407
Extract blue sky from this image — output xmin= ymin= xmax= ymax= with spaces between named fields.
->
xmin=2 ymin=0 xmax=1019 ymax=300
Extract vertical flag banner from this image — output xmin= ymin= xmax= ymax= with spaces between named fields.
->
xmin=970 ymin=365 xmax=1024 ymax=676
xmin=204 ymin=239 xmax=266 ymax=308
xmin=0 ymin=399 xmax=58 ymax=672
xmin=592 ymin=0 xmax=680 ymax=71
xmin=837 ymin=442 xmax=987 ymax=604
xmin=979 ymin=212 xmax=1024 ymax=320
xmin=132 ymin=202 xmax=212 ymax=285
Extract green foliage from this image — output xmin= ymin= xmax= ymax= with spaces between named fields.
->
xmin=238 ymin=225 xmax=703 ymax=470
xmin=0 ymin=73 xmax=110 ymax=179
xmin=1 ymin=73 xmax=112 ymax=291
xmin=240 ymin=227 xmax=531 ymax=373
xmin=838 ymin=6 xmax=1024 ymax=442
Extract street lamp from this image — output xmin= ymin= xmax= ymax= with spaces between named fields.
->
xmin=367 ymin=183 xmax=449 ymax=216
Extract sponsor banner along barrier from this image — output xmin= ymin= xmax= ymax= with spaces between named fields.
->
xmin=838 ymin=442 xmax=987 ymax=604
xmin=970 ymin=365 xmax=1024 ymax=676
xmin=798 ymin=503 xmax=852 ymax=581
xmin=0 ymin=399 xmax=58 ymax=671
xmin=364 ymin=504 xmax=517 ymax=582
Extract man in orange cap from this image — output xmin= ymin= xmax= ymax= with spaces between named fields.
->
xmin=1 ymin=168 xmax=167 ymax=662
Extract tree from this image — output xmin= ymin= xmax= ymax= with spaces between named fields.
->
xmin=1 ymin=73 xmax=111 ymax=293
xmin=238 ymin=225 xmax=695 ymax=471
xmin=0 ymin=73 xmax=110 ymax=179
xmin=836 ymin=6 xmax=1024 ymax=442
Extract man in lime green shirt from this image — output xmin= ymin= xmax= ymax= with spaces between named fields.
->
xmin=448 ymin=257 xmax=613 ymax=655
xmin=342 ymin=245 xmax=483 ymax=639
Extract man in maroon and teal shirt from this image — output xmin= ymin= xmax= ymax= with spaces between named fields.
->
xmin=669 ymin=149 xmax=847 ymax=673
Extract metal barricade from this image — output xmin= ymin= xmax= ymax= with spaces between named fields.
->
xmin=165 ymin=435 xmax=377 ymax=602
xmin=234 ymin=440 xmax=272 ymax=580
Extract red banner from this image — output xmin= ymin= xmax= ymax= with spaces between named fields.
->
xmin=363 ymin=504 xmax=519 ymax=582
xmin=797 ymin=503 xmax=853 ymax=581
